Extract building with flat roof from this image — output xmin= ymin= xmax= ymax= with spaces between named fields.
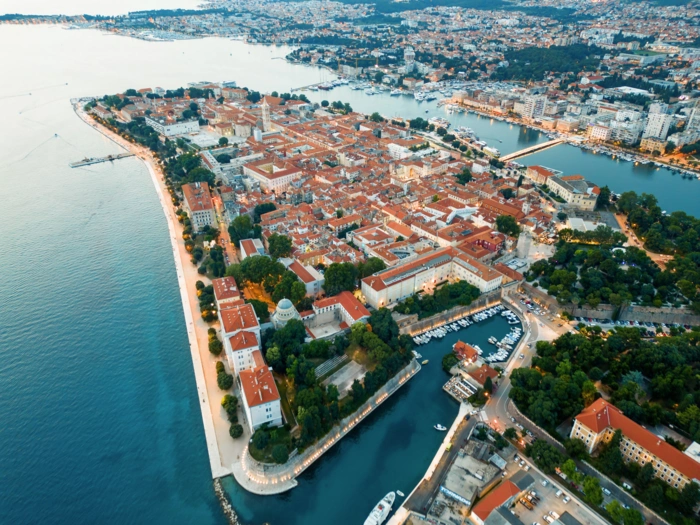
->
xmin=182 ymin=182 xmax=216 ymax=232
xmin=570 ymin=398 xmax=700 ymax=489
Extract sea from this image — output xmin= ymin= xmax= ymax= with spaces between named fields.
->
xmin=1 ymin=14 xmax=699 ymax=525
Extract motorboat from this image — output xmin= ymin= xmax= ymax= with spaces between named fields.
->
xmin=434 ymin=424 xmax=447 ymax=431
xmin=422 ymin=359 xmax=429 ymax=365
xmin=396 ymin=490 xmax=405 ymax=497
xmin=364 ymin=492 xmax=396 ymax=525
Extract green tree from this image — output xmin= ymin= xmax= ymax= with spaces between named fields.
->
xmin=484 ymin=376 xmax=493 ymax=394
xmin=218 ymin=137 xmax=229 ymax=146
xmin=442 ymin=352 xmax=459 ymax=373
xmin=369 ymin=112 xmax=383 ymax=123
xmin=323 ymin=262 xmax=358 ymax=295
xmin=228 ymin=214 xmax=253 ymax=244
xmin=252 ymin=429 xmax=269 ymax=450
xmin=583 ymin=476 xmax=603 ymax=505
xmin=358 ymin=257 xmax=387 ymax=279
xmin=209 ymin=338 xmax=223 ymax=355
xmin=496 ymin=214 xmax=521 ymax=237
xmin=253 ymin=202 xmax=277 ymax=223
xmin=229 ymin=424 xmax=243 ymax=438
xmin=504 ymin=427 xmax=518 ymax=439
xmin=271 ymin=444 xmax=289 ymax=464
xmin=268 ymin=233 xmax=293 ymax=259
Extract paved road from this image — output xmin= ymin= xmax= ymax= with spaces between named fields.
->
xmin=485 ymin=295 xmax=667 ymax=525
xmin=404 ymin=417 xmax=477 ymax=514
xmin=212 ymin=194 xmax=239 ymax=266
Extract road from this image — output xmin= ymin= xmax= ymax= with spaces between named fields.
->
xmin=212 ymin=193 xmax=238 ymax=266
xmin=613 ymin=212 xmax=671 ymax=270
xmin=484 ymin=294 xmax=667 ymax=525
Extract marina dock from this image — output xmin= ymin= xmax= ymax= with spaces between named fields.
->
xmin=69 ymin=152 xmax=134 ymax=168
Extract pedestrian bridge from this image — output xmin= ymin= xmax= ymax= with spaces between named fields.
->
xmin=500 ymin=138 xmax=566 ymax=162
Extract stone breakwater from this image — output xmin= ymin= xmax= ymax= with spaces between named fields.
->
xmin=214 ymin=478 xmax=241 ymax=525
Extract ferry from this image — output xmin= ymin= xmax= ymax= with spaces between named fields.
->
xmin=364 ymin=492 xmax=396 ymax=525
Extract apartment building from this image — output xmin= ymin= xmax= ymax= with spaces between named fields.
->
xmin=182 ymin=182 xmax=216 ymax=232
xmin=571 ymin=399 xmax=700 ymax=490
xmin=239 ymin=355 xmax=283 ymax=433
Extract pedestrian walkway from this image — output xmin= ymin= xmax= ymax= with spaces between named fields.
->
xmin=315 ymin=354 xmax=349 ymax=377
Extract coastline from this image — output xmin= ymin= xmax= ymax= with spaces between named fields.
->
xmin=71 ymin=102 xmax=232 ymax=479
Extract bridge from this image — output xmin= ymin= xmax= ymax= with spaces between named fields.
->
xmin=500 ymin=138 xmax=566 ymax=162
xmin=69 ymin=152 xmax=134 ymax=168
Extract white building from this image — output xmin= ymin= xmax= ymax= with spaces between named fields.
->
xmin=361 ymin=247 xmax=503 ymax=309
xmin=522 ymin=95 xmax=547 ymax=120
xmin=643 ymin=113 xmax=673 ymax=140
xmin=182 ymin=182 xmax=216 ymax=232
xmin=239 ymin=359 xmax=283 ymax=433
xmin=218 ymin=302 xmax=262 ymax=372
xmin=145 ymin=116 xmax=199 ymax=137
xmin=286 ymin=260 xmax=324 ymax=296
xmin=240 ymin=238 xmax=265 ymax=260
xmin=587 ymin=124 xmax=612 ymax=142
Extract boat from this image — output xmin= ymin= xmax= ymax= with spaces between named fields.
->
xmin=396 ymin=490 xmax=405 ymax=497
xmin=390 ymin=89 xmax=402 ymax=96
xmin=422 ymin=359 xmax=429 ymax=365
xmin=434 ymin=424 xmax=447 ymax=431
xmin=364 ymin=492 xmax=396 ymax=525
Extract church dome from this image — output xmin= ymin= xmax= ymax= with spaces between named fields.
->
xmin=272 ymin=298 xmax=301 ymax=328
xmin=277 ymin=298 xmax=294 ymax=311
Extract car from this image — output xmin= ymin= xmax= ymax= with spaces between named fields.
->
xmin=550 ymin=512 xmax=560 ymax=520
xmin=519 ymin=353 xmax=525 ymax=359
xmin=562 ymin=496 xmax=570 ymax=504
xmin=602 ymin=488 xmax=611 ymax=497
xmin=510 ymin=416 xmax=516 ymax=422
xmin=543 ymin=515 xmax=554 ymax=524
xmin=555 ymin=490 xmax=563 ymax=498
xmin=524 ymin=465 xmax=530 ymax=471
xmin=541 ymin=480 xmax=548 ymax=487
xmin=519 ymin=461 xmax=525 ymax=467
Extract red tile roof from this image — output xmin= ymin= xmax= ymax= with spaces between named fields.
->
xmin=240 ymin=365 xmax=280 ymax=408
xmin=212 ymin=276 xmax=241 ymax=302
xmin=288 ymin=260 xmax=316 ymax=284
xmin=575 ymin=399 xmax=700 ymax=481
xmin=228 ymin=330 xmax=259 ymax=352
xmin=472 ymin=481 xmax=521 ymax=521
xmin=313 ymin=291 xmax=370 ymax=322
xmin=219 ymin=303 xmax=260 ymax=334
xmin=182 ymin=182 xmax=213 ymax=212
xmin=453 ymin=340 xmax=479 ymax=361
xmin=468 ymin=364 xmax=499 ymax=387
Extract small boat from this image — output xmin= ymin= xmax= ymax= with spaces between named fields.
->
xmin=397 ymin=490 xmax=405 ymax=497
xmin=422 ymin=359 xmax=429 ymax=365
xmin=434 ymin=424 xmax=447 ymax=431
xmin=364 ymin=492 xmax=396 ymax=525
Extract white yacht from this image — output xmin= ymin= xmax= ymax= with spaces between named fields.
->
xmin=364 ymin=492 xmax=396 ymax=525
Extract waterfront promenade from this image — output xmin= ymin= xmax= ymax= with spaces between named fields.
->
xmin=232 ymin=359 xmax=422 ymax=495
xmin=73 ymin=103 xmax=242 ymax=479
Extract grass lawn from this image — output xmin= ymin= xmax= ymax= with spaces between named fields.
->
xmin=346 ymin=342 xmax=377 ymax=372
xmin=248 ymin=425 xmax=293 ymax=463
xmin=274 ymin=374 xmax=298 ymax=428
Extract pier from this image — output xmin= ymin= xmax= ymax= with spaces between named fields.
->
xmin=69 ymin=152 xmax=134 ymax=168
xmin=500 ymin=138 xmax=565 ymax=162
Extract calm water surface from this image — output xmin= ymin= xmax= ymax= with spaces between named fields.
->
xmin=0 ymin=0 xmax=205 ymax=16
xmin=0 ymin=21 xmax=698 ymax=525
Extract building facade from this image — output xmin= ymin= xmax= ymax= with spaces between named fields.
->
xmin=182 ymin=182 xmax=217 ymax=232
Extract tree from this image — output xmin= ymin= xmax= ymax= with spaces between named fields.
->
xmin=606 ymin=501 xmax=625 ymax=524
xmin=524 ymin=440 xmax=563 ymax=474
xmin=221 ymin=394 xmax=239 ymax=422
xmin=496 ymin=215 xmax=520 ymax=237
xmin=358 ymin=257 xmax=386 ymax=279
xmin=504 ymin=427 xmax=518 ymax=439
xmin=228 ymin=214 xmax=253 ymax=244
xmin=564 ymin=438 xmax=588 ymax=459
xmin=557 ymin=212 xmax=568 ymax=221
xmin=216 ymin=361 xmax=234 ymax=390
xmin=271 ymin=444 xmax=289 ymax=464
xmin=500 ymin=188 xmax=514 ymax=200
xmin=597 ymin=185 xmax=611 ymax=209
xmin=323 ymin=262 xmax=358 ymax=295
xmin=252 ymin=429 xmax=269 ymax=450
xmin=583 ymin=476 xmax=603 ymax=505
xmin=321 ymin=100 xmax=329 ymax=107
xmin=229 ymin=424 xmax=243 ymax=438
xmin=369 ymin=112 xmax=383 ymax=123
xmin=253 ymin=202 xmax=277 ymax=223
xmin=218 ymin=137 xmax=228 ymax=146
xmin=209 ymin=338 xmax=223 ymax=355
xmin=678 ymin=481 xmax=700 ymax=515
xmin=442 ymin=352 xmax=459 ymax=372
xmin=484 ymin=376 xmax=493 ymax=394
xmin=247 ymin=299 xmax=270 ymax=323
xmin=268 ymin=233 xmax=292 ymax=259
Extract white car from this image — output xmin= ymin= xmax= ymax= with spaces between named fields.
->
xmin=541 ymin=480 xmax=548 ymax=487
xmin=562 ymin=496 xmax=570 ymax=504
xmin=519 ymin=353 xmax=525 ymax=359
